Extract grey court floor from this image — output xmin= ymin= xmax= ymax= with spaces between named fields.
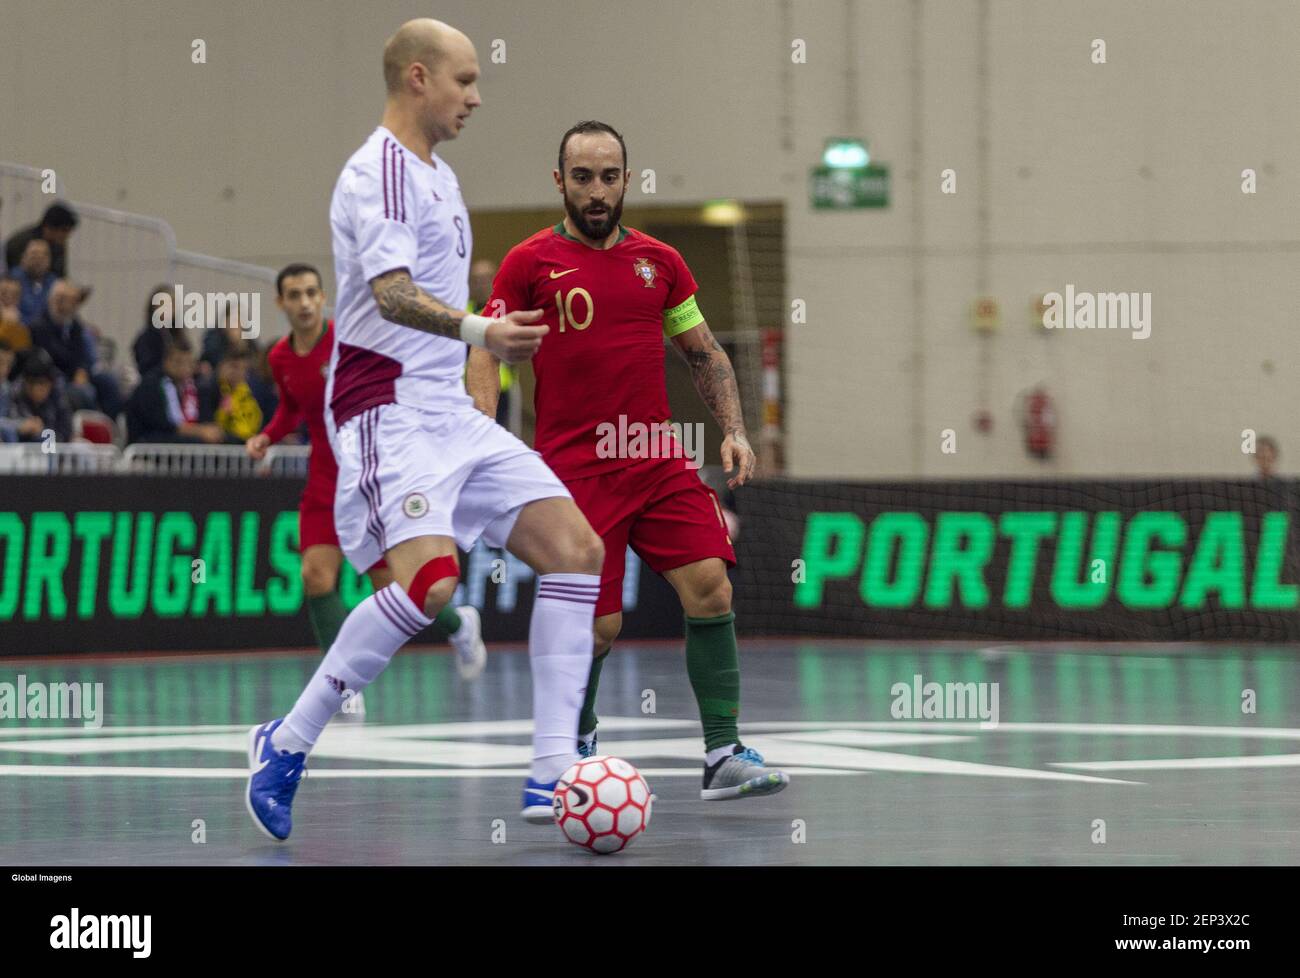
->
xmin=1 ymin=640 xmax=1298 ymax=865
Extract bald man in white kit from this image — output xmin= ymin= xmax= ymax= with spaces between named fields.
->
xmin=246 ymin=19 xmax=604 ymax=841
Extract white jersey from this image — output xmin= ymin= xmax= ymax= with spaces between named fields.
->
xmin=326 ymin=126 xmax=474 ymax=432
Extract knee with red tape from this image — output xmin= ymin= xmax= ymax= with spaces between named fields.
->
xmin=406 ymin=554 xmax=460 ymax=612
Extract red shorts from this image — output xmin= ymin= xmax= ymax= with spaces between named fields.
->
xmin=564 ymin=457 xmax=735 ymax=617
xmin=299 ymin=478 xmax=386 ymax=570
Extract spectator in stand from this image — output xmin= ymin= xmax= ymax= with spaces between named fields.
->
xmin=124 ymin=333 xmax=224 ymax=445
xmin=29 ymin=279 xmax=124 ymax=416
xmin=250 ymin=344 xmax=279 ymax=421
xmin=71 ymin=299 xmax=124 ymax=414
xmin=200 ymin=298 xmax=275 ymax=418
xmin=198 ymin=347 xmax=262 ymax=443
xmin=11 ymin=238 xmax=56 ymax=325
xmin=132 ymin=283 xmax=176 ymax=377
xmin=468 ymin=257 xmax=496 ymax=312
xmin=1253 ymin=435 xmax=1280 ymax=480
xmin=5 ymin=202 xmax=78 ymax=279
xmin=0 ymin=340 xmax=18 ymax=442
xmin=200 ymin=297 xmax=256 ymax=373
xmin=90 ymin=332 xmax=133 ymax=412
xmin=0 ymin=275 xmax=31 ymax=354
xmin=5 ymin=347 xmax=72 ymax=444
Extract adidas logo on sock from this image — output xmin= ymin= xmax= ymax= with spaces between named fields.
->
xmin=326 ymin=675 xmax=347 ymax=695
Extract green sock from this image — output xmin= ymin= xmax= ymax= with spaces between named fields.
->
xmin=434 ymin=605 xmax=461 ymax=635
xmin=685 ymin=612 xmax=740 ymax=751
xmin=579 ymin=651 xmax=608 ymax=737
xmin=306 ymin=591 xmax=349 ymax=654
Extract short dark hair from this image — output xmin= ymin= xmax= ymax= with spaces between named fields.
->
xmin=163 ymin=331 xmax=193 ymax=356
xmin=558 ymin=121 xmax=627 ymax=175
xmin=41 ymin=202 xmax=78 ymax=230
xmin=22 ymin=347 xmax=56 ymax=379
xmin=277 ymin=263 xmax=322 ymax=296
xmin=1258 ymin=435 xmax=1280 ymax=456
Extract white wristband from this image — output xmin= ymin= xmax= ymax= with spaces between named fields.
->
xmin=459 ymin=314 xmax=491 ymax=349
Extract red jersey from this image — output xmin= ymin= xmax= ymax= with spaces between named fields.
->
xmin=263 ymin=321 xmax=338 ymax=496
xmin=489 ymin=224 xmax=702 ymax=480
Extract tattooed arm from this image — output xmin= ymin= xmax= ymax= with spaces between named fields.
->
xmin=369 ymin=268 xmax=465 ymax=337
xmin=368 ymin=269 xmax=546 ymax=363
xmin=671 ymin=319 xmax=756 ymax=487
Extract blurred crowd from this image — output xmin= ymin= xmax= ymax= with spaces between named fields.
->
xmin=1 ymin=201 xmax=279 ymax=446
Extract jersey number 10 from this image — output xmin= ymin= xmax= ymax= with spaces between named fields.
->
xmin=553 ymin=288 xmax=594 ymax=332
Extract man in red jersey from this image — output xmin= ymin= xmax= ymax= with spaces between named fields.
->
xmin=476 ymin=122 xmax=789 ymax=802
xmin=247 ymin=264 xmax=486 ymax=699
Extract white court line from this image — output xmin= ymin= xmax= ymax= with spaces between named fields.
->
xmin=3 ymin=720 xmax=1295 ymax=740
xmin=1054 ymin=754 xmax=1300 ymax=772
xmin=0 ymin=718 xmax=696 ymax=739
xmin=745 ymin=721 xmax=1300 ymax=739
xmin=0 ymin=724 xmax=251 ymax=737
xmin=0 ymin=765 xmax=860 ymax=779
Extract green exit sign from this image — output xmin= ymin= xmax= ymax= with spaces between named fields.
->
xmin=811 ymin=164 xmax=890 ymax=209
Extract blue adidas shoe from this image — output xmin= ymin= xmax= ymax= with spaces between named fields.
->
xmin=521 ymin=778 xmax=558 ymax=824
xmin=245 ymin=718 xmax=307 ymax=841
xmin=577 ymin=730 xmax=598 ymax=758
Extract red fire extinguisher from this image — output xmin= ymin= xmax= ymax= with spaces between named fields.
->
xmin=1022 ymin=386 xmax=1056 ymax=460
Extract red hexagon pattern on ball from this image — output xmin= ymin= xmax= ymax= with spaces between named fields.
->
xmin=554 ymin=757 xmax=651 ymax=855
xmin=596 ymin=776 xmax=629 ymax=809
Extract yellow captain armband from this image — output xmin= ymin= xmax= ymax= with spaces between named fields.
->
xmin=662 ymin=295 xmax=705 ymax=338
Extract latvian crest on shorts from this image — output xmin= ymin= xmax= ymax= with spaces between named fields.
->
xmin=403 ymin=493 xmax=429 ymax=518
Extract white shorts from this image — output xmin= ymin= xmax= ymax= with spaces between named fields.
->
xmin=333 ymin=404 xmax=571 ymax=573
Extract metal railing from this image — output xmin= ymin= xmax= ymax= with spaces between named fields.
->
xmin=0 ymin=443 xmax=122 ymax=474
xmin=0 ymin=443 xmax=311 ymax=477
xmin=262 ymin=445 xmax=312 ymax=478
xmin=1 ymin=161 xmax=279 ymax=373
xmin=171 ymin=250 xmax=278 ymax=341
xmin=121 ymin=443 xmax=312 ymax=477
xmin=0 ymin=163 xmax=55 ymax=239
xmin=67 ymin=201 xmax=175 ymax=366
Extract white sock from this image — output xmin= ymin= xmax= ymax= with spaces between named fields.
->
xmin=529 ymin=573 xmax=600 ymax=782
xmin=706 ymin=744 xmax=737 ymax=767
xmin=273 ymin=583 xmax=432 ymax=754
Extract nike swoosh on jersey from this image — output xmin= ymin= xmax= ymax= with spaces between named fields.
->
xmin=549 ymin=268 xmax=581 ymax=279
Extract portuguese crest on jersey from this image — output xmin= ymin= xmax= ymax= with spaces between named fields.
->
xmin=633 ymin=258 xmax=657 ymax=288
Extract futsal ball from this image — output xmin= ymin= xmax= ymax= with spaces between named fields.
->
xmin=553 ymin=755 xmax=652 ymax=854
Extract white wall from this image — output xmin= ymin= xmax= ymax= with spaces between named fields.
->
xmin=785 ymin=0 xmax=1300 ymax=478
xmin=3 ymin=0 xmax=1296 ymax=477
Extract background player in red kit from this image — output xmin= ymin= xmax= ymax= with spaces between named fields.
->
xmin=247 ymin=264 xmax=485 ymax=695
xmin=478 ymin=122 xmax=789 ymax=801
